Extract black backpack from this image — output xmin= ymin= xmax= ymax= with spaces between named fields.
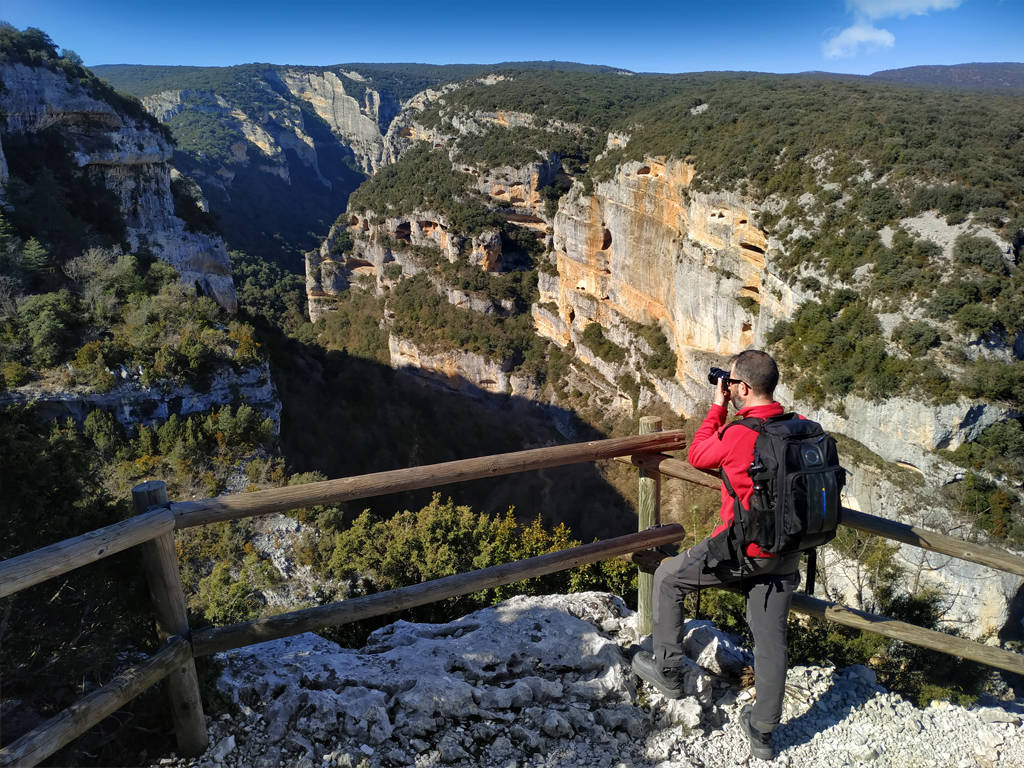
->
xmin=709 ymin=413 xmax=845 ymax=563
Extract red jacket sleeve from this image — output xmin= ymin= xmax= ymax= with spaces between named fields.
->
xmin=687 ymin=404 xmax=730 ymax=469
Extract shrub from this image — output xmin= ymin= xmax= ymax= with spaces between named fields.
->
xmin=581 ymin=322 xmax=626 ymax=365
xmin=953 ymin=234 xmax=1007 ymax=275
xmin=954 ymin=303 xmax=1000 ymax=336
xmin=928 ymin=281 xmax=980 ymax=318
xmin=891 ymin=320 xmax=940 ymax=356
xmin=18 ymin=289 xmax=79 ymax=366
xmin=71 ymin=340 xmax=118 ymax=391
xmin=637 ymin=323 xmax=677 ymax=377
xmin=1 ymin=360 xmax=30 ymax=388
xmin=308 ymin=494 xmax=637 ymax=646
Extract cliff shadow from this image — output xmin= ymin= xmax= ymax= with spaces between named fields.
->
xmin=272 ymin=335 xmax=637 ymax=542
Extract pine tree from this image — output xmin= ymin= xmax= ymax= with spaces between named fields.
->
xmin=21 ymin=236 xmax=50 ymax=286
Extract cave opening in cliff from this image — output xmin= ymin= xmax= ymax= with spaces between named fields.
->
xmin=637 ymin=166 xmax=651 ymax=175
xmin=601 ymin=229 xmax=612 ymax=251
xmin=394 ymin=222 xmax=411 ymax=242
xmin=740 ymin=243 xmax=765 ymax=256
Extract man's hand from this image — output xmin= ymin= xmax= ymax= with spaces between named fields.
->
xmin=714 ymin=376 xmax=730 ymax=408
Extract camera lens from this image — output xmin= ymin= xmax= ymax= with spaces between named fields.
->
xmin=708 ymin=367 xmax=729 ymax=385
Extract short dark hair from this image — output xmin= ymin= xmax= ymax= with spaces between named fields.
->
xmin=730 ymin=350 xmax=779 ymax=397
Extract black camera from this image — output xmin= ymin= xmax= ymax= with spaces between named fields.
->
xmin=708 ymin=367 xmax=731 ymax=386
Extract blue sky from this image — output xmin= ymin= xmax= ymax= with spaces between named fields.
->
xmin=3 ymin=0 xmax=1021 ymax=75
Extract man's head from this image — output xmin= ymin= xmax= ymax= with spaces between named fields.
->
xmin=728 ymin=350 xmax=778 ymax=407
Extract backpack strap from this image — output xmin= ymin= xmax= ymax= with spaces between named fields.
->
xmin=717 ymin=416 xmax=766 ymax=504
xmin=716 ymin=416 xmax=766 ymax=559
xmin=717 ymin=415 xmax=765 ymax=441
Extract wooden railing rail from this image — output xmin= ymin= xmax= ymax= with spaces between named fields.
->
xmin=170 ymin=430 xmax=688 ymax=529
xmin=789 ymin=593 xmax=1024 ymax=675
xmin=0 ymin=508 xmax=174 ymax=600
xmin=0 ymin=432 xmax=687 ymax=601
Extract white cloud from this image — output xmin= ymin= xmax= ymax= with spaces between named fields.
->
xmin=822 ymin=0 xmax=960 ymax=59
xmin=846 ymin=0 xmax=962 ymax=20
xmin=822 ymin=23 xmax=896 ymax=58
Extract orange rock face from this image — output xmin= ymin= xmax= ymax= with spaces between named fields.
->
xmin=543 ymin=158 xmax=778 ymax=400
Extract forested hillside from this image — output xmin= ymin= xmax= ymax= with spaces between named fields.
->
xmin=870 ymin=62 xmax=1024 ymax=90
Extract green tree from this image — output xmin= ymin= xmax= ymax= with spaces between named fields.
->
xmin=18 ymin=289 xmax=78 ymax=366
xmin=20 ymin=236 xmax=50 ymax=286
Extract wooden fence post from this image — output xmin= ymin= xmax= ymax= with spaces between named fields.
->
xmin=133 ymin=481 xmax=208 ymax=757
xmin=636 ymin=416 xmax=662 ymax=637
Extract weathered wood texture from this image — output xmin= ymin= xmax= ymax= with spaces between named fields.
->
xmin=193 ymin=524 xmax=687 ymax=657
xmin=133 ymin=482 xmax=208 ymax=758
xmin=173 ymin=431 xmax=689 ymax=528
xmin=0 ymin=508 xmax=173 ymax=599
xmin=789 ymin=592 xmax=1024 ymax=676
xmin=617 ymin=453 xmax=719 ymax=489
xmin=0 ymin=636 xmax=191 ymax=768
xmin=636 ymin=417 xmax=662 ymax=637
xmin=622 ymin=453 xmax=1024 ymax=577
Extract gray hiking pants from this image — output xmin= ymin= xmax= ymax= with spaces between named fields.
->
xmin=653 ymin=537 xmax=801 ymax=733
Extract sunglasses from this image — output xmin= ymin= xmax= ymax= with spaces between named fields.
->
xmin=724 ymin=378 xmax=746 ymax=386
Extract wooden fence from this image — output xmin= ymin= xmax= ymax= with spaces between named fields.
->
xmin=1 ymin=425 xmax=1023 ymax=767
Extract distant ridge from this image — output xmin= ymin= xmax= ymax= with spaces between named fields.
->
xmin=91 ymin=60 xmax=625 ymax=100
xmin=869 ymin=62 xmax=1024 ymax=90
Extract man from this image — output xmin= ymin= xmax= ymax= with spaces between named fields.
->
xmin=632 ymin=349 xmax=800 ymax=761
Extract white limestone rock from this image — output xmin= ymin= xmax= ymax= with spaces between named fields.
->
xmin=0 ymin=63 xmax=236 ymax=312
xmin=0 ymin=360 xmax=281 ymax=434
xmin=683 ymin=619 xmax=752 ymax=676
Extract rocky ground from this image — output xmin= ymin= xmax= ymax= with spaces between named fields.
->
xmin=153 ymin=593 xmax=1024 ymax=768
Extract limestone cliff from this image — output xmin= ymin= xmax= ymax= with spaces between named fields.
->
xmin=300 ymin=80 xmax=1024 ymax=637
xmin=306 ymin=210 xmax=506 ymax=323
xmin=275 ymin=69 xmax=398 ymax=174
xmin=474 ymin=158 xmax=560 ymax=224
xmin=0 ymin=63 xmax=237 ymax=311
xmin=388 ymin=335 xmax=539 ymax=400
xmin=312 ymin=94 xmax=1017 ymax=484
xmin=0 ymin=361 xmax=281 ymax=434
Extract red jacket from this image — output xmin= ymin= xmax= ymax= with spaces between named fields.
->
xmin=687 ymin=401 xmax=786 ymax=558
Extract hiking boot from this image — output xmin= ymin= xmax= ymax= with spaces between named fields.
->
xmin=631 ymin=651 xmax=684 ymax=699
xmin=740 ymin=705 xmax=774 ymax=760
